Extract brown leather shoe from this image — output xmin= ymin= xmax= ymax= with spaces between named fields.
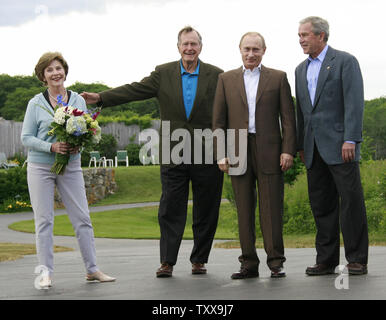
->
xmin=156 ymin=263 xmax=173 ymax=278
xmin=231 ymin=268 xmax=259 ymax=280
xmin=347 ymin=263 xmax=368 ymax=275
xmin=305 ymin=264 xmax=336 ymax=276
xmin=192 ymin=263 xmax=207 ymax=275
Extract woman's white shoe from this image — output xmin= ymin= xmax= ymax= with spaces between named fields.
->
xmin=38 ymin=275 xmax=52 ymax=289
xmin=86 ymin=271 xmax=116 ymax=282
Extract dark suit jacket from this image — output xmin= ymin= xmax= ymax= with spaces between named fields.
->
xmin=295 ymin=46 xmax=364 ymax=169
xmin=99 ymin=60 xmax=223 ymax=165
xmin=212 ymin=65 xmax=296 ymax=175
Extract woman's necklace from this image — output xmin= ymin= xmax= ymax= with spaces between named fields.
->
xmin=48 ymin=88 xmax=67 ymax=103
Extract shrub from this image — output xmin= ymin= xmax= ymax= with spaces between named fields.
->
xmin=81 ymin=133 xmax=117 ymax=167
xmin=284 ymin=155 xmax=305 ymax=185
xmin=126 ymin=143 xmax=143 ymax=166
xmin=223 ymin=160 xmax=386 ymax=235
xmin=0 ymin=167 xmax=30 ymax=205
xmin=97 ymin=114 xmax=153 ymax=130
xmin=9 ymin=152 xmax=27 ymax=167
xmin=1 ymin=198 xmax=32 ymax=213
xmin=283 ymin=173 xmax=316 ymax=234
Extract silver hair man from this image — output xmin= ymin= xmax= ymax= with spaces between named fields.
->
xmin=299 ymin=16 xmax=329 ymax=42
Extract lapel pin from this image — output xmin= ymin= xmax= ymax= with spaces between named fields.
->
xmin=327 ymin=66 xmax=331 ymax=70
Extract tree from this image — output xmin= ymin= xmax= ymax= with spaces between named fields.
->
xmin=67 ymin=82 xmax=110 ymax=97
xmin=0 ymin=87 xmax=44 ymax=121
xmin=363 ymin=98 xmax=386 ymax=159
xmin=0 ymin=74 xmax=42 ymax=108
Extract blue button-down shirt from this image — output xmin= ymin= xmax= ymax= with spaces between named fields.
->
xmin=307 ymin=44 xmax=329 ymax=105
xmin=180 ymin=60 xmax=200 ymax=119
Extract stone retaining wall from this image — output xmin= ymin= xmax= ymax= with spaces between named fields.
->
xmin=54 ymin=167 xmax=117 ymax=208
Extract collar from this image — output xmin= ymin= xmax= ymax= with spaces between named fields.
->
xmin=180 ymin=60 xmax=200 ymax=75
xmin=308 ymin=44 xmax=329 ymax=63
xmin=243 ymin=63 xmax=262 ymax=74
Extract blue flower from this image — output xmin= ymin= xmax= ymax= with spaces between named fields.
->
xmin=57 ymin=95 xmax=68 ymax=106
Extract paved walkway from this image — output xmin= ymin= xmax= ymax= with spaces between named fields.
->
xmin=0 ymin=203 xmax=385 ymax=300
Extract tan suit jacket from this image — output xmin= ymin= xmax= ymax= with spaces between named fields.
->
xmin=212 ymin=65 xmax=296 ymax=270
xmin=212 ymin=65 xmax=296 ymax=174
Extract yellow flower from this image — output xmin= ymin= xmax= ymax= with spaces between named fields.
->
xmin=90 ymin=121 xmax=99 ymax=129
xmin=84 ymin=114 xmax=93 ymax=123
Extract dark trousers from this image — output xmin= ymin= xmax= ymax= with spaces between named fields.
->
xmin=230 ymin=135 xmax=286 ymax=271
xmin=158 ymin=164 xmax=224 ymax=266
xmin=307 ymin=146 xmax=368 ymax=266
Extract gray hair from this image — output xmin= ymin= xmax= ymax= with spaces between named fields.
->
xmin=177 ymin=26 xmax=202 ymax=46
xmin=300 ymin=16 xmax=329 ymax=42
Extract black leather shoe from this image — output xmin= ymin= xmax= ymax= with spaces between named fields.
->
xmin=231 ymin=268 xmax=259 ymax=280
xmin=305 ymin=264 xmax=336 ymax=276
xmin=156 ymin=263 xmax=173 ymax=278
xmin=270 ymin=267 xmax=286 ymax=278
xmin=347 ymin=263 xmax=367 ymax=275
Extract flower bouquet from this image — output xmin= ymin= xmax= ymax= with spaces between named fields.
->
xmin=44 ymin=95 xmax=102 ymax=174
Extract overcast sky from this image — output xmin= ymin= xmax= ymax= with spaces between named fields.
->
xmin=0 ymin=0 xmax=385 ymax=100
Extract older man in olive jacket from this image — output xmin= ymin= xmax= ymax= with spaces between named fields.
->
xmin=81 ymin=26 xmax=223 ymax=278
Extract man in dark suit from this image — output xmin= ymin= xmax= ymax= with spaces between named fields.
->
xmin=81 ymin=26 xmax=224 ymax=277
xmin=296 ymin=16 xmax=368 ymax=275
xmin=212 ymin=32 xmax=296 ymax=279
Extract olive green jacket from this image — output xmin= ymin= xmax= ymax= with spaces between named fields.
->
xmin=99 ymin=60 xmax=223 ymax=166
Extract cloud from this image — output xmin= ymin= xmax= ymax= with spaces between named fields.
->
xmin=0 ymin=0 xmax=106 ymax=26
xmin=0 ymin=0 xmax=183 ymax=26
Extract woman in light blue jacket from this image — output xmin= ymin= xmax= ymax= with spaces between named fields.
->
xmin=21 ymin=52 xmax=115 ymax=289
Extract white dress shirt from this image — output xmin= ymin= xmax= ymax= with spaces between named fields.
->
xmin=243 ymin=64 xmax=262 ymax=133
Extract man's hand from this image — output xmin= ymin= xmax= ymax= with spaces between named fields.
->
xmin=218 ymin=158 xmax=230 ymax=174
xmin=299 ymin=150 xmax=305 ymax=164
xmin=80 ymin=92 xmax=101 ymax=105
xmin=342 ymin=142 xmax=356 ymax=162
xmin=280 ymin=153 xmax=294 ymax=172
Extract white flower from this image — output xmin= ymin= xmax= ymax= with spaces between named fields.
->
xmin=65 ymin=106 xmax=75 ymax=114
xmin=92 ymin=125 xmax=102 ymax=143
xmin=53 ymin=107 xmax=66 ymax=125
xmin=66 ymin=116 xmax=88 ymax=135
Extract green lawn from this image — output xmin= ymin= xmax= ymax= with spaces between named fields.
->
xmin=9 ymin=203 xmax=238 ymax=239
xmin=8 ymin=202 xmax=386 ymax=247
xmin=94 ymin=166 xmax=163 ymax=205
xmin=92 ymin=165 xmax=227 ymax=206
xmin=5 ymin=163 xmax=386 ymax=248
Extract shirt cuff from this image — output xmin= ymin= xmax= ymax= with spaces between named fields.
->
xmin=217 ymin=158 xmax=228 ymax=165
xmin=345 ymin=141 xmax=356 ymax=144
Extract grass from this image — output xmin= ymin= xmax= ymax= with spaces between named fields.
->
xmin=94 ymin=166 xmax=163 ymax=205
xmin=8 ymin=203 xmax=386 ymax=247
xmin=214 ymin=234 xmax=386 ymax=249
xmin=92 ymin=165 xmax=227 ymax=206
xmin=0 ymin=242 xmax=73 ymax=262
xmin=4 ymin=162 xmax=386 ymax=249
xmin=9 ymin=203 xmax=238 ymax=240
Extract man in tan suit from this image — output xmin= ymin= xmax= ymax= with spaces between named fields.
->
xmin=212 ymin=32 xmax=296 ymax=279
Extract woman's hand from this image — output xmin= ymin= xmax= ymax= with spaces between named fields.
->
xmin=50 ymin=142 xmax=78 ymax=154
xmin=68 ymin=145 xmax=80 ymax=154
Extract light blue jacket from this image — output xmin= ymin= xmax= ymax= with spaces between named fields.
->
xmin=21 ymin=90 xmax=87 ymax=165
